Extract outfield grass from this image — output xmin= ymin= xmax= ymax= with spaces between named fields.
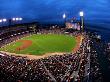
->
xmin=0 ymin=34 xmax=76 ymax=55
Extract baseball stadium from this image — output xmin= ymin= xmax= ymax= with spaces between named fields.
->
xmin=1 ymin=0 xmax=110 ymax=82
xmin=0 ymin=15 xmax=105 ymax=82
xmin=0 ymin=18 xmax=88 ymax=82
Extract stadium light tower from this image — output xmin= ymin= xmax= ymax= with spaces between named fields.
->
xmin=63 ymin=13 xmax=66 ymax=27
xmin=80 ymin=11 xmax=84 ymax=17
xmin=79 ymin=11 xmax=84 ymax=31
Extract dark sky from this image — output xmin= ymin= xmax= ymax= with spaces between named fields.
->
xmin=0 ymin=0 xmax=110 ymax=26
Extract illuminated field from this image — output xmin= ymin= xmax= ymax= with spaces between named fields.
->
xmin=0 ymin=34 xmax=76 ymax=55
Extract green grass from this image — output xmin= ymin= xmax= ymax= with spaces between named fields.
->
xmin=0 ymin=34 xmax=76 ymax=55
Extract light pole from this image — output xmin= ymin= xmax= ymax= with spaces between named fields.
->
xmin=63 ymin=13 xmax=66 ymax=27
xmin=79 ymin=11 xmax=84 ymax=31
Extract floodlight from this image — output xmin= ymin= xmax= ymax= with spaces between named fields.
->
xmin=63 ymin=13 xmax=66 ymax=19
xmin=19 ymin=18 xmax=23 ymax=21
xmin=0 ymin=19 xmax=2 ymax=22
xmin=12 ymin=18 xmax=16 ymax=21
xmin=79 ymin=11 xmax=84 ymax=17
xmin=16 ymin=18 xmax=19 ymax=21
xmin=2 ymin=19 xmax=7 ymax=22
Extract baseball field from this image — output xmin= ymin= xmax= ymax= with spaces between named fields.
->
xmin=0 ymin=34 xmax=77 ymax=55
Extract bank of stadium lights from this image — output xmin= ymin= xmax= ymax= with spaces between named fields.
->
xmin=12 ymin=17 xmax=23 ymax=21
xmin=0 ymin=17 xmax=22 ymax=23
xmin=0 ymin=18 xmax=7 ymax=23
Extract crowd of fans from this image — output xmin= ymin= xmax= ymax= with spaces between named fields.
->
xmin=106 ymin=43 xmax=110 ymax=61
xmin=90 ymin=48 xmax=103 ymax=82
xmin=0 ymin=30 xmax=31 ymax=48
xmin=88 ymin=33 xmax=104 ymax=82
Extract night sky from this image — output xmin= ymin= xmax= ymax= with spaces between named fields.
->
xmin=0 ymin=0 xmax=110 ymax=27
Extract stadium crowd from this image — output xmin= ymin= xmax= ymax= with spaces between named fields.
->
xmin=106 ymin=43 xmax=110 ymax=61
xmin=0 ymin=30 xmax=31 ymax=48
